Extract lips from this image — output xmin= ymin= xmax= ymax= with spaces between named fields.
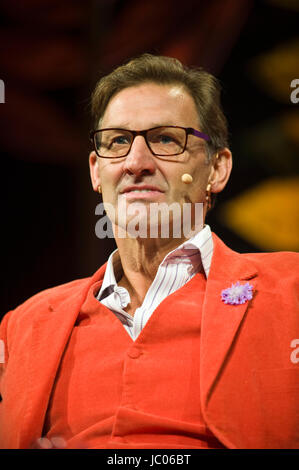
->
xmin=120 ymin=185 xmax=165 ymax=201
xmin=121 ymin=185 xmax=164 ymax=194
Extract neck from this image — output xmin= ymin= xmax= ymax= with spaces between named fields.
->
xmin=114 ymin=229 xmax=189 ymax=308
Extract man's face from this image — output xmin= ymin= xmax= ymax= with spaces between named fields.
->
xmin=90 ymin=82 xmax=214 ymax=236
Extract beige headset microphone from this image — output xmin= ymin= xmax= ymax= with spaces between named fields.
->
xmin=181 ymin=173 xmax=193 ymax=184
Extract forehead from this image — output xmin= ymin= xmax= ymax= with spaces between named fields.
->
xmin=100 ymin=83 xmax=200 ymax=129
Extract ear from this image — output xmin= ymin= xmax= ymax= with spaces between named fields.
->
xmin=208 ymin=148 xmax=232 ymax=194
xmin=89 ymin=151 xmax=101 ymax=192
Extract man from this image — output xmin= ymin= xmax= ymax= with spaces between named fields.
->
xmin=0 ymin=54 xmax=298 ymax=449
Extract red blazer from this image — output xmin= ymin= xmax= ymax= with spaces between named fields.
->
xmin=0 ymin=233 xmax=298 ymax=449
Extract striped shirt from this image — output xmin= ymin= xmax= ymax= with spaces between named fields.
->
xmin=97 ymin=225 xmax=213 ymax=340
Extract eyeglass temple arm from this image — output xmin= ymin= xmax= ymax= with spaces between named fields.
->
xmin=188 ymin=128 xmax=210 ymax=142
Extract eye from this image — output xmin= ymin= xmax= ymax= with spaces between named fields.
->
xmin=112 ymin=135 xmax=130 ymax=145
xmin=105 ymin=133 xmax=131 ymax=150
xmin=159 ymin=134 xmax=175 ymax=144
xmin=152 ymin=132 xmax=177 ymax=145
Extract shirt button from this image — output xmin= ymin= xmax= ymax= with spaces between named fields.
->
xmin=127 ymin=347 xmax=143 ymax=359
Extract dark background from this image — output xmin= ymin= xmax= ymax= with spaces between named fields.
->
xmin=0 ymin=0 xmax=298 ymax=316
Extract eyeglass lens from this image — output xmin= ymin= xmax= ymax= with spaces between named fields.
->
xmin=94 ymin=126 xmax=187 ymax=157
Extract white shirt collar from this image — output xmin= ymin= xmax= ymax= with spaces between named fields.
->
xmin=98 ymin=225 xmax=213 ymax=300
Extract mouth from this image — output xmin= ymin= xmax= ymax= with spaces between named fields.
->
xmin=120 ymin=185 xmax=164 ymax=200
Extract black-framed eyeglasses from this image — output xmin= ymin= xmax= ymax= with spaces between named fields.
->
xmin=90 ymin=125 xmax=210 ymax=159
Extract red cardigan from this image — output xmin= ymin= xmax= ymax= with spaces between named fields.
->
xmin=0 ymin=233 xmax=298 ymax=449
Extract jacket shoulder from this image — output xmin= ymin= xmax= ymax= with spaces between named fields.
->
xmin=16 ymin=276 xmax=90 ymax=308
xmin=243 ymin=249 xmax=299 ymax=265
xmin=211 ymin=233 xmax=299 ymax=286
xmin=213 ymin=232 xmax=298 ymax=267
xmin=1 ymin=276 xmax=94 ymax=336
xmin=244 ymin=251 xmax=299 ymax=288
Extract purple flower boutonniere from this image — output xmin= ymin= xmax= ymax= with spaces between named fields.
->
xmin=221 ymin=282 xmax=253 ymax=305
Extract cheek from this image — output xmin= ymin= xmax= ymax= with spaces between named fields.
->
xmin=180 ymin=168 xmax=209 ymax=203
xmin=192 ymin=162 xmax=210 ymax=186
xmin=100 ymin=163 xmax=121 ymax=192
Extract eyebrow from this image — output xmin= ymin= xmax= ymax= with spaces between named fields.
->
xmin=99 ymin=122 xmax=183 ymax=129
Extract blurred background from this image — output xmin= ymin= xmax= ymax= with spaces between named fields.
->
xmin=0 ymin=0 xmax=298 ymax=315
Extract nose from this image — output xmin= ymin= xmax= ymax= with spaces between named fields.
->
xmin=123 ymin=135 xmax=156 ymax=177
